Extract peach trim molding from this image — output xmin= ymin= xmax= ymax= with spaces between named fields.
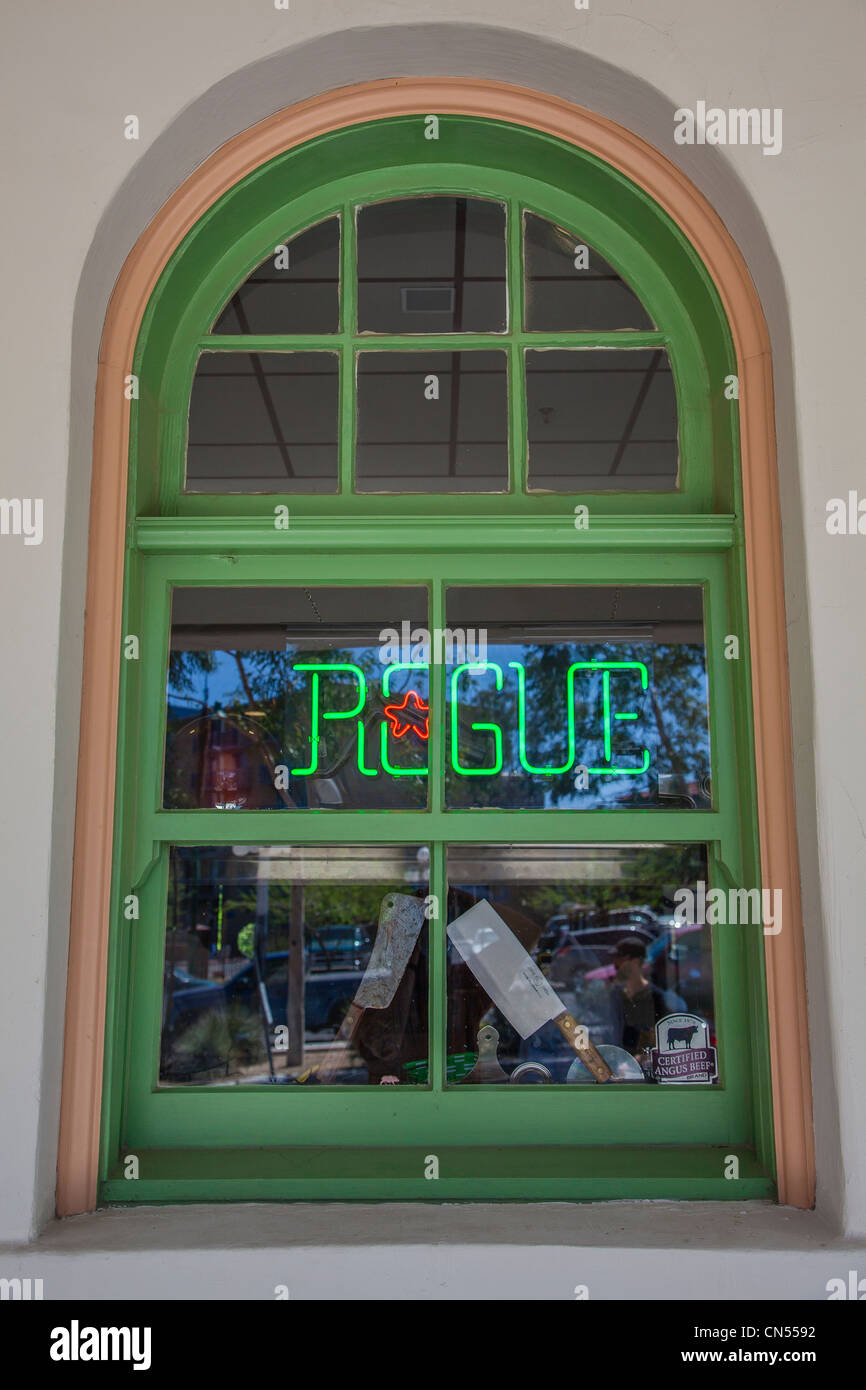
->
xmin=56 ymin=77 xmax=814 ymax=1215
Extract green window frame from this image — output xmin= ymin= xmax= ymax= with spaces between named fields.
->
xmin=103 ymin=116 xmax=775 ymax=1202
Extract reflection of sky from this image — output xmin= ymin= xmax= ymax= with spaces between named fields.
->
xmin=168 ymin=645 xmax=394 ymax=710
xmin=168 ymin=650 xmax=245 ymax=708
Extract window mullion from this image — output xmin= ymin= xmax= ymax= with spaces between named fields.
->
xmin=339 ymin=201 xmax=358 ymax=495
xmin=430 ymin=578 xmax=445 ymax=818
xmin=431 ymin=574 xmax=450 ymax=1093
xmin=142 ymin=808 xmax=732 ymax=844
xmin=429 ymin=839 xmax=447 ymax=1094
xmin=506 ymin=199 xmax=526 ymax=495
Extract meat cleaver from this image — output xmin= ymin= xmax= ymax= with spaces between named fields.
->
xmin=305 ymin=892 xmax=426 ymax=1084
xmin=448 ymin=900 xmax=613 ymax=1083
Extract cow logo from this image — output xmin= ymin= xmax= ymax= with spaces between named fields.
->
xmin=651 ymin=1013 xmax=718 ymax=1085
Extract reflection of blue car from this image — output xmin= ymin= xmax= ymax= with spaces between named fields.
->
xmin=166 ymin=953 xmax=364 ymax=1036
xmin=307 ymin=926 xmax=372 ymax=972
xmin=165 ymin=968 xmax=223 ymax=1026
xmin=226 ymin=952 xmax=364 ymax=1033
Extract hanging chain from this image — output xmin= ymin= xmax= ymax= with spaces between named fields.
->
xmin=305 ymin=588 xmax=324 ymax=624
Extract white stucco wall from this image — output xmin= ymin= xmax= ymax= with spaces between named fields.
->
xmin=1 ymin=0 xmax=864 ymax=1267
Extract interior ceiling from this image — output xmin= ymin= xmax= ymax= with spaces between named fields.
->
xmin=170 ymin=585 xmax=704 ymax=649
xmin=186 ymin=198 xmax=677 ymax=494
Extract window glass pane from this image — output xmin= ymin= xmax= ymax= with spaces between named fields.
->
xmin=186 ymin=352 xmax=339 ymax=493
xmin=444 ymin=586 xmax=711 ymax=809
xmin=526 ymin=349 xmax=678 ymax=491
xmin=356 ymin=351 xmax=508 ymax=492
xmin=446 ymin=843 xmax=715 ymax=1085
xmin=357 ymin=197 xmax=507 ymax=334
xmin=164 ymin=587 xmax=429 ymax=809
xmin=212 ymin=216 xmax=340 ymax=334
xmin=160 ymin=845 xmax=430 ymax=1087
xmin=524 ymin=212 xmax=654 ymax=331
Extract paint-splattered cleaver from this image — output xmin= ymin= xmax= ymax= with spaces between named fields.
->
xmin=307 ymin=892 xmax=427 ymax=1083
xmin=447 ymin=900 xmax=613 ymax=1083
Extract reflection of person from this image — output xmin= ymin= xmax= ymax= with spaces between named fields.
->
xmin=355 ymin=927 xmax=427 ymax=1085
xmin=608 ymin=936 xmax=668 ymax=1056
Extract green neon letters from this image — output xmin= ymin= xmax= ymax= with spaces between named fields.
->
xmin=450 ymin=662 xmax=505 ymax=776
xmin=290 ymin=663 xmax=369 ymax=776
xmin=509 ymin=660 xmax=575 ymax=774
xmin=290 ymin=658 xmax=650 ymax=779
xmin=506 ymin=659 xmax=648 ymax=775
xmin=576 ymin=661 xmax=650 ymax=776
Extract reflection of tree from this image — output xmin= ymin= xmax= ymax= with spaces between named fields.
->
xmin=490 ymin=846 xmax=708 ymax=929
xmin=167 ymin=638 xmax=710 ymax=811
xmin=524 ymin=642 xmax=708 ymax=806
xmin=166 ymin=867 xmax=419 ymax=959
xmin=445 ymin=642 xmax=710 ymax=808
xmin=647 ymin=645 xmax=709 ymax=782
xmin=168 ymin=649 xmax=217 ymax=693
xmin=166 ymin=645 xmax=391 ymax=809
xmin=229 ymin=651 xmax=293 ymax=808
xmin=623 ymin=845 xmax=707 ymax=912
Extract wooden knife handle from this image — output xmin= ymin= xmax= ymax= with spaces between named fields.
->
xmin=554 ymin=1013 xmax=614 ymax=1083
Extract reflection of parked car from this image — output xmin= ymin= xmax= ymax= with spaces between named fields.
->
xmin=307 ymin=925 xmax=372 ymax=973
xmin=164 ymin=967 xmax=223 ymax=1026
xmin=225 ymin=952 xmax=364 ymax=1033
xmin=549 ymin=924 xmax=655 ymax=988
xmin=548 ymin=942 xmax=603 ymax=987
xmin=535 ymin=921 xmax=572 ymax=971
xmin=165 ymin=952 xmax=365 ymax=1036
xmin=646 ymin=925 xmax=714 ymax=1020
xmin=592 ymin=906 xmax=673 ymax=936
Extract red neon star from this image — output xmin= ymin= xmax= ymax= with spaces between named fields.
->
xmin=383 ymin=690 xmax=430 ymax=741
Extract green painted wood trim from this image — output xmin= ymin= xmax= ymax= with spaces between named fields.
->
xmin=100 ymin=1144 xmax=774 ymax=1203
xmin=201 ymin=332 xmax=668 ymax=351
xmin=102 ymin=1178 xmax=775 ymax=1202
xmin=104 ymin=1143 xmax=771 ymax=1180
xmin=145 ymin=812 xmax=729 ymax=841
xmin=133 ymin=514 xmax=737 ymax=553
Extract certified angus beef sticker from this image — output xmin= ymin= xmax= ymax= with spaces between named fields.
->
xmin=651 ymin=1013 xmax=718 ymax=1084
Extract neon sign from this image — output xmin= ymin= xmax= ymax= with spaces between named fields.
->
xmin=290 ymin=659 xmax=650 ymax=779
xmin=383 ymin=691 xmax=430 ymax=741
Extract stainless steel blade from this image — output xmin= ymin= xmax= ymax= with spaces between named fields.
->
xmin=447 ymin=899 xmax=565 ymax=1038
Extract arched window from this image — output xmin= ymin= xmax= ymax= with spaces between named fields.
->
xmin=61 ymin=93 xmax=811 ymax=1208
